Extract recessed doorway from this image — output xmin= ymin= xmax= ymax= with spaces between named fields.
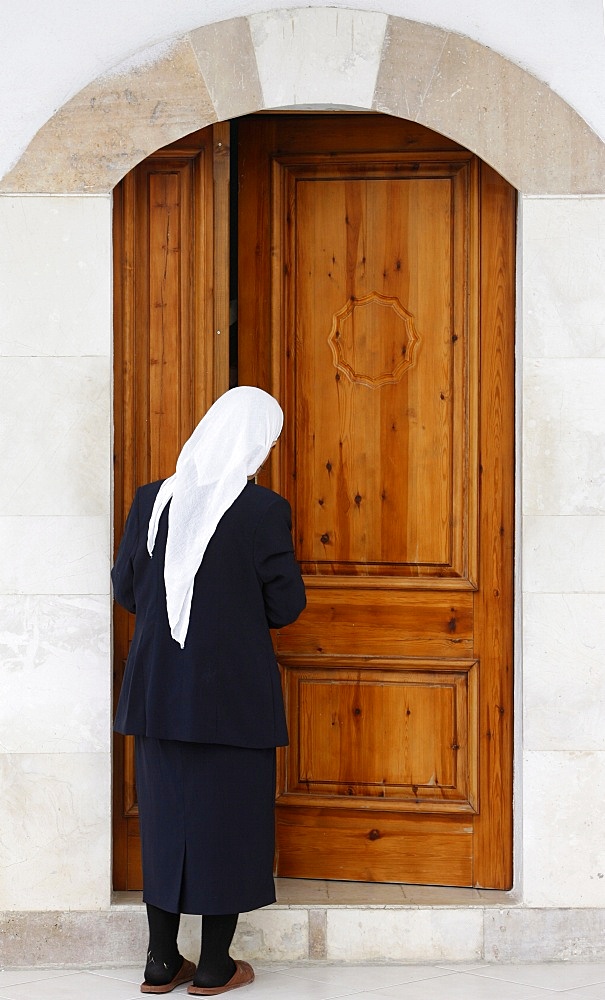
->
xmin=112 ymin=112 xmax=515 ymax=891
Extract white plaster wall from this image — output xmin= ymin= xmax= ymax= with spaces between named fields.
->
xmin=0 ymin=4 xmax=604 ymax=924
xmin=0 ymin=1 xmax=604 ymax=181
xmin=0 ymin=196 xmax=113 ymax=909
xmin=520 ymin=196 xmax=605 ymax=907
xmin=1 ymin=195 xmax=604 ymax=913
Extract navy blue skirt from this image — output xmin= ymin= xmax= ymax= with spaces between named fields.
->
xmin=135 ymin=737 xmax=277 ymax=915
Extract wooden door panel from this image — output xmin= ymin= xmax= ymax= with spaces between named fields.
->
xmin=239 ymin=113 xmax=514 ymax=888
xmin=276 ymin=590 xmax=474 ymax=656
xmin=275 ymin=809 xmax=474 ymax=885
xmin=282 ymin=658 xmax=478 ymax=812
xmin=112 ymin=126 xmax=229 ymax=890
xmin=277 ymin=156 xmax=477 ymax=581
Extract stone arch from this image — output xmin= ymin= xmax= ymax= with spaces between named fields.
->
xmin=2 ymin=8 xmax=604 ymax=195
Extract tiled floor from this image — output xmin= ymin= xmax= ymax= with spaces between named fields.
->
xmin=1 ymin=964 xmax=605 ymax=1000
xmin=115 ymin=879 xmax=515 ymax=907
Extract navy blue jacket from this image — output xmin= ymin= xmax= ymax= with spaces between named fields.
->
xmin=112 ymin=480 xmax=306 ymax=748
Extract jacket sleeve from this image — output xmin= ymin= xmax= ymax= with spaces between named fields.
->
xmin=254 ymin=497 xmax=306 ymax=629
xmin=111 ymin=490 xmax=140 ymax=614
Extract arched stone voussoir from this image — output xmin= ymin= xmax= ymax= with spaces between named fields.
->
xmin=374 ymin=17 xmax=605 ymax=194
xmin=0 ymin=36 xmax=218 ymax=194
xmin=3 ymin=9 xmax=605 ymax=196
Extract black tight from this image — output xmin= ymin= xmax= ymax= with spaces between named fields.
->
xmin=144 ymin=903 xmax=239 ymax=989
xmin=194 ymin=913 xmax=239 ymax=988
xmin=144 ymin=903 xmax=182 ymax=986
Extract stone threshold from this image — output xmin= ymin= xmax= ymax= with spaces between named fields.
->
xmin=2 ymin=884 xmax=605 ymax=967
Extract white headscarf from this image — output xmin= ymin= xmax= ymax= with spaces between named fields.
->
xmin=147 ymin=386 xmax=284 ymax=648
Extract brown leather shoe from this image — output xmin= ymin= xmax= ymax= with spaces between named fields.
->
xmin=187 ymin=960 xmax=255 ymax=995
xmin=141 ymin=958 xmax=197 ymax=993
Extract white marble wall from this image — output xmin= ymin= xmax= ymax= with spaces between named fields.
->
xmin=0 ymin=195 xmax=113 ymax=909
xmin=521 ymin=196 xmax=605 ymax=907
xmin=0 ymin=191 xmax=605 ymax=919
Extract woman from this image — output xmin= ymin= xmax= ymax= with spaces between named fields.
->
xmin=112 ymin=386 xmax=306 ymax=996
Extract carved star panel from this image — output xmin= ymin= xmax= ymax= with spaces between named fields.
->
xmin=328 ymin=291 xmax=420 ymax=388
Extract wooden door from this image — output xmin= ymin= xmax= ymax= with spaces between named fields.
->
xmin=112 ymin=124 xmax=230 ymax=889
xmin=238 ymin=114 xmax=515 ymax=888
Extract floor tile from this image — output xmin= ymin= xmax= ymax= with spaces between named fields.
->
xmin=243 ymin=969 xmax=366 ymax=998
xmin=563 ymin=986 xmax=605 ymax=1000
xmin=113 ymin=882 xmax=515 ymax=908
xmin=436 ymin=963 xmax=493 ymax=972
xmin=89 ymin=967 xmax=143 ymax=984
xmin=0 ymin=971 xmax=143 ymax=1000
xmin=350 ymin=972 xmax=558 ymax=999
xmin=253 ymin=963 xmax=292 ymax=973
xmin=282 ymin=965 xmax=453 ymax=990
xmin=276 ymin=879 xmax=330 ymax=904
xmin=467 ymin=963 xmax=605 ymax=992
xmin=2 ymin=964 xmax=605 ymax=1000
xmin=0 ymin=971 xmax=79 ymax=990
xmin=323 ymin=882 xmax=408 ymax=905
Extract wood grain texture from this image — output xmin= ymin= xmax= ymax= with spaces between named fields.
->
xmin=238 ymin=114 xmax=514 ymax=888
xmin=471 ymin=162 xmax=516 ymax=888
xmin=275 ymin=808 xmax=474 ymax=885
xmin=275 ymin=155 xmax=477 ymax=579
xmin=280 ymin=657 xmax=478 ymax=813
xmin=112 ymin=114 xmax=515 ymax=891
xmin=112 ymin=126 xmax=224 ymax=890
